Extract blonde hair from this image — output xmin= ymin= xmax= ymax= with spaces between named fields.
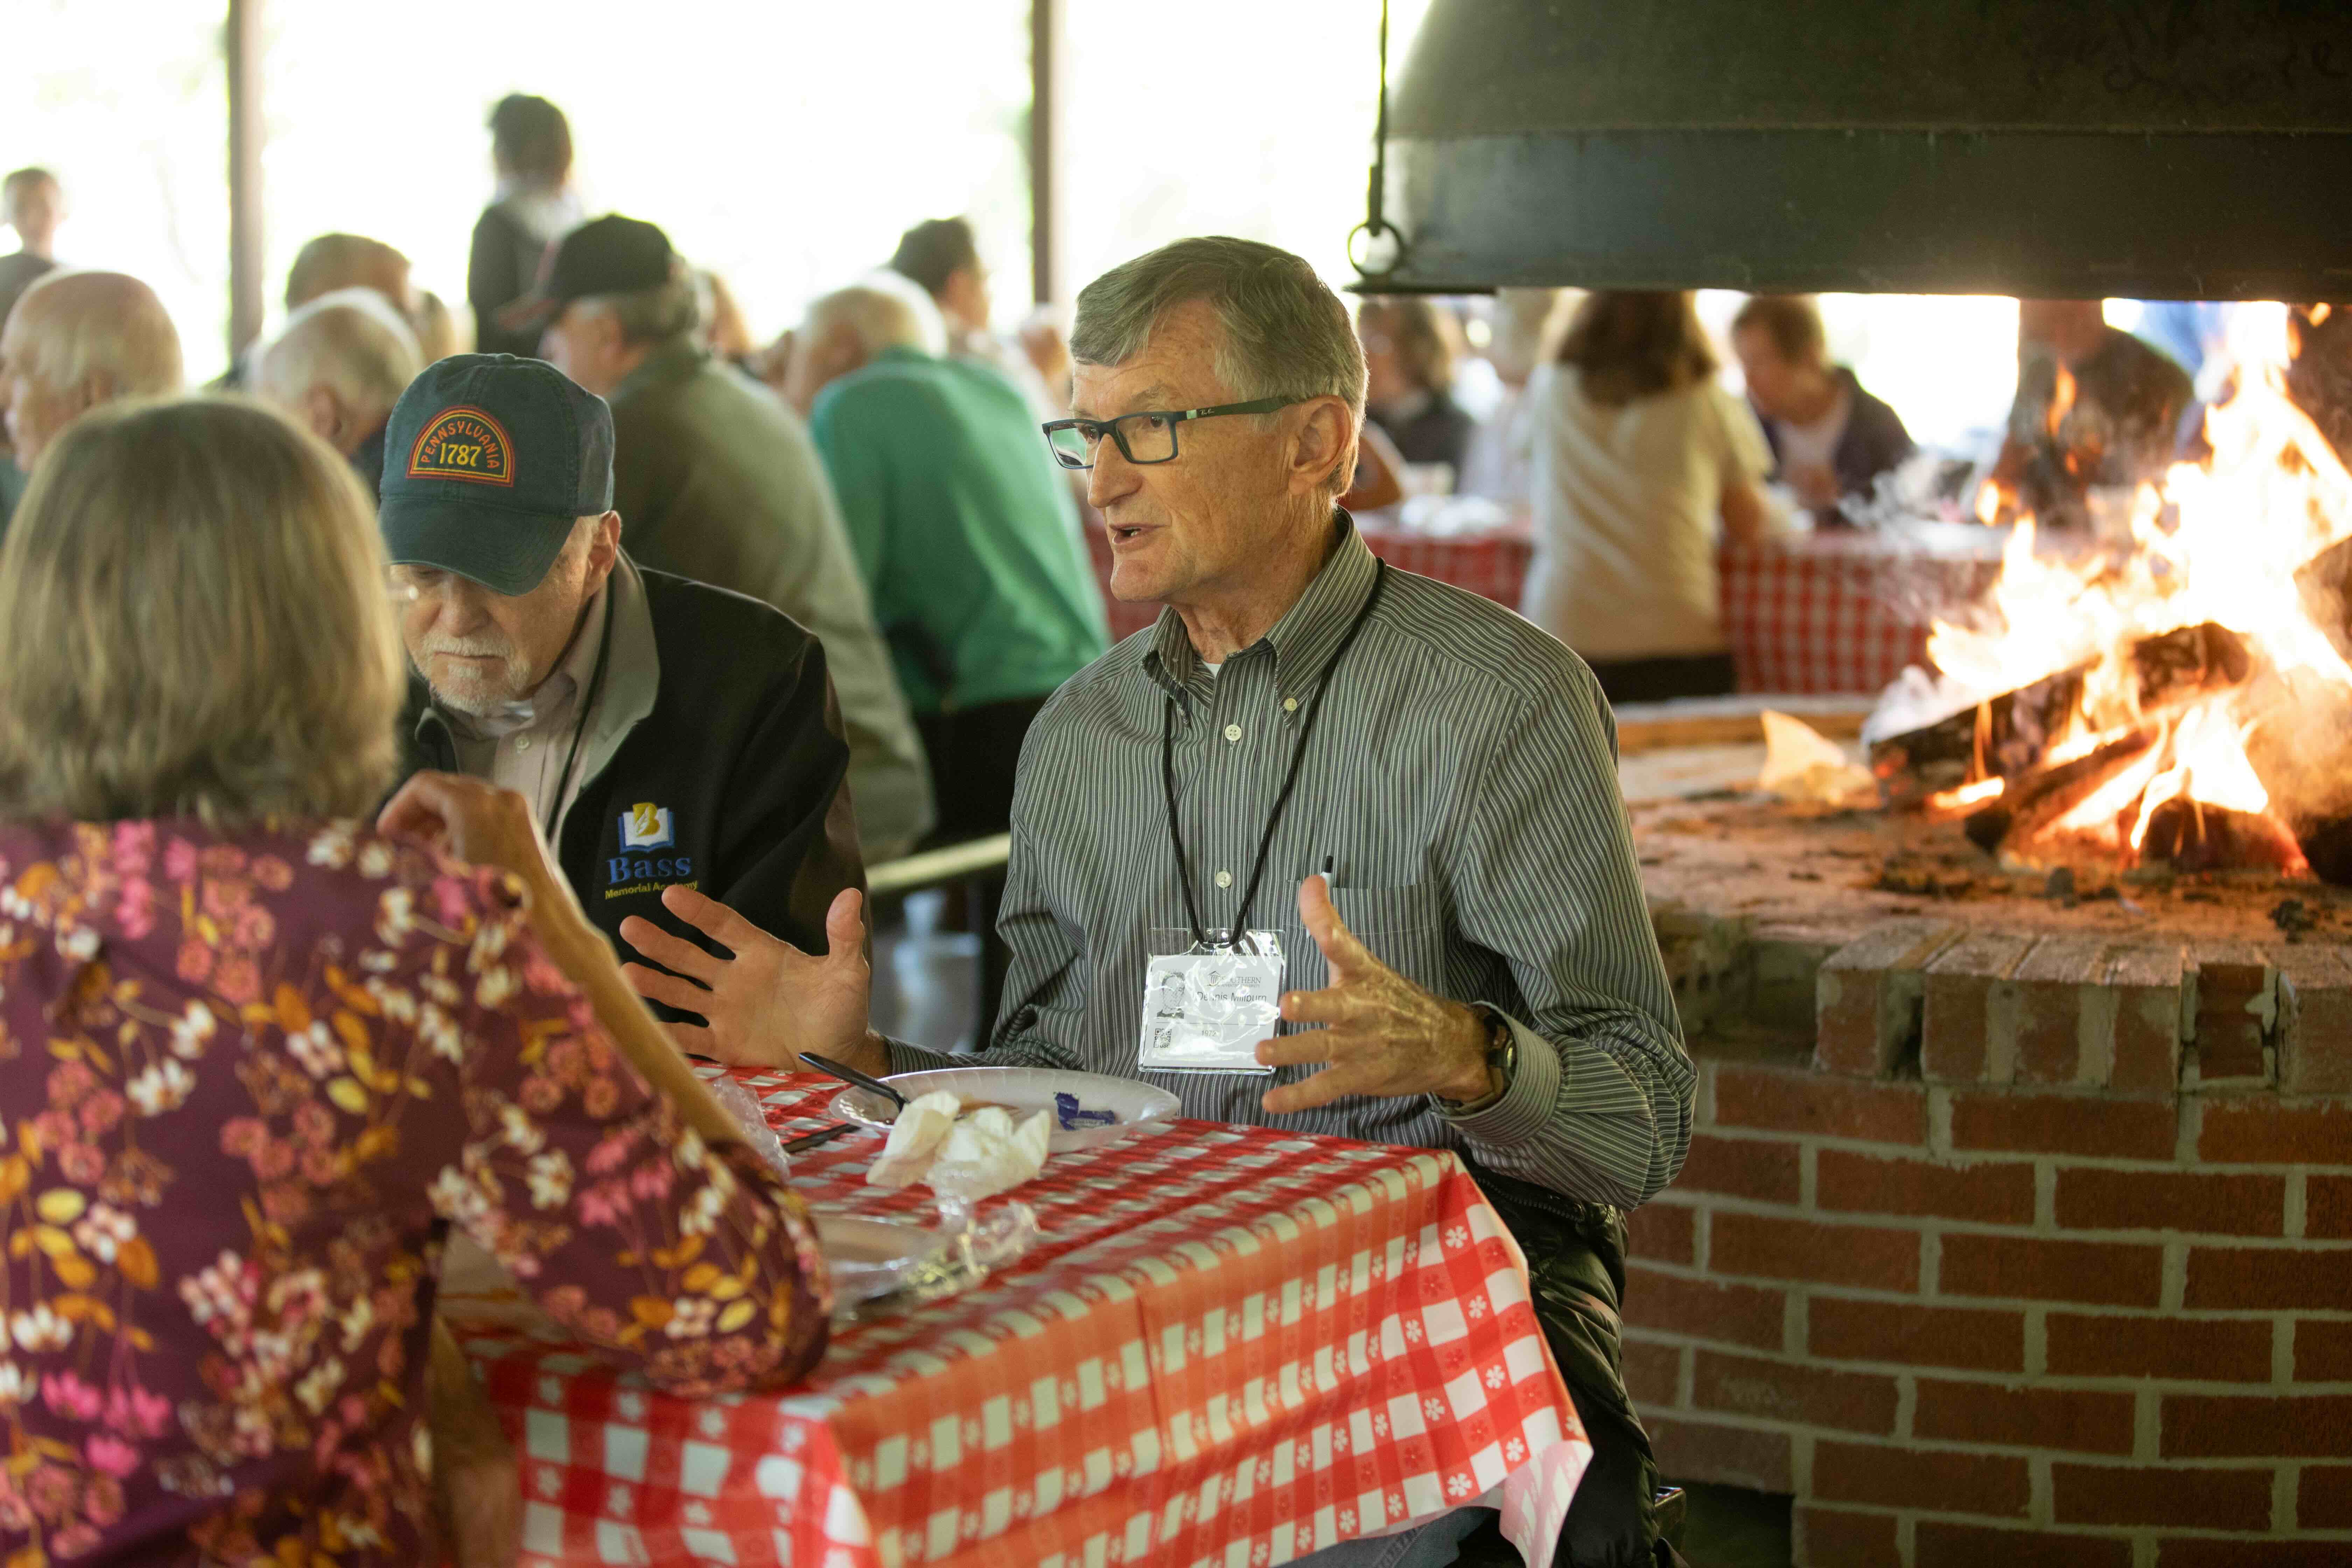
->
xmin=0 ymin=397 xmax=406 ymax=825
xmin=9 ymin=270 xmax=184 ymax=402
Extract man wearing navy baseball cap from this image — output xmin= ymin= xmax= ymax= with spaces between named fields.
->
xmin=382 ymin=352 xmax=864 ymax=991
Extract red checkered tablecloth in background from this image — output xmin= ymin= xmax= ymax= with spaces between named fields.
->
xmin=1717 ymin=534 xmax=2004 ymax=696
xmin=1088 ymin=522 xmax=2002 ymax=696
xmin=447 ymin=1071 xmax=1590 ymax=1568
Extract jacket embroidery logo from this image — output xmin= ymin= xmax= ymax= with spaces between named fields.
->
xmin=620 ymin=803 xmax=674 ymax=850
xmin=406 ymin=406 xmax=517 ymax=487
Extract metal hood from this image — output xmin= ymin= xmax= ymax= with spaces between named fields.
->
xmin=1362 ymin=0 xmax=2352 ymax=299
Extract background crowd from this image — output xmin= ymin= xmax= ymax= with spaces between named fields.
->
xmin=0 ymin=92 xmax=2235 ymax=728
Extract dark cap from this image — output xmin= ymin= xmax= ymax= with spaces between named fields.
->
xmin=377 ymin=354 xmax=614 ymax=596
xmin=494 ymin=213 xmax=677 ymax=335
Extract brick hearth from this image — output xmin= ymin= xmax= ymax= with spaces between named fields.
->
xmin=1628 ymin=793 xmax=2352 ymax=1566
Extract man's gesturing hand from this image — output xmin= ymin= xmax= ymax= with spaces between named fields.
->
xmin=1255 ymin=874 xmax=1496 ymax=1115
xmin=618 ymin=885 xmax=872 ymax=1070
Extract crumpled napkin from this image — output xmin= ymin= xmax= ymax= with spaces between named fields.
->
xmin=1757 ymin=709 xmax=1876 ymax=804
xmin=866 ymin=1092 xmax=1052 ymax=1200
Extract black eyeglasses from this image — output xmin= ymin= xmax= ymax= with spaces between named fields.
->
xmin=1040 ymin=397 xmax=1304 ymax=470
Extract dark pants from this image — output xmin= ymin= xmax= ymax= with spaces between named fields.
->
xmin=915 ymin=695 xmax=1052 ymax=1034
xmin=1454 ymin=1161 xmax=1688 ymax=1568
xmin=1582 ymin=652 xmax=1736 ymax=706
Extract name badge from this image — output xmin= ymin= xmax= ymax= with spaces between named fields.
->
xmin=1139 ymin=927 xmax=1283 ymax=1075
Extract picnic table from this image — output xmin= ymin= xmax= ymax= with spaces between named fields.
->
xmin=446 ymin=1069 xmax=1591 ymax=1568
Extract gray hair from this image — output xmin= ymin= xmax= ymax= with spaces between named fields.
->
xmin=7 ymin=270 xmax=183 ymax=402
xmin=803 ymin=273 xmax=947 ymax=358
xmin=256 ymin=287 xmax=425 ymax=423
xmin=582 ymin=268 xmax=701 ymax=348
xmin=1071 ymin=236 xmax=1365 ymax=494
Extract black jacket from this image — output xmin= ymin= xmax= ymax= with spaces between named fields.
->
xmin=1755 ymin=366 xmax=1915 ymax=519
xmin=399 ymin=563 xmax=864 ymax=982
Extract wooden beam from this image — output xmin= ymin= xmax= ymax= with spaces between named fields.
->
xmin=1027 ymin=0 xmax=1062 ymax=306
xmin=225 ymin=0 xmax=266 ymax=359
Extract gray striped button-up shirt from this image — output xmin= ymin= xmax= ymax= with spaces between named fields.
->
xmin=886 ymin=517 xmax=1692 ymax=1210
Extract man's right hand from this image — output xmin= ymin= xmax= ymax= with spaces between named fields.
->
xmin=618 ymin=886 xmax=877 ymax=1072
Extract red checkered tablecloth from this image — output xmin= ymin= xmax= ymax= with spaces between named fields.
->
xmin=447 ymin=1071 xmax=1590 ymax=1568
xmin=1717 ymin=534 xmax=2003 ymax=695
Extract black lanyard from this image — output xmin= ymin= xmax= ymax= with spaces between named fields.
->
xmin=545 ymin=587 xmax=616 ymax=840
xmin=1161 ymin=560 xmax=1387 ymax=951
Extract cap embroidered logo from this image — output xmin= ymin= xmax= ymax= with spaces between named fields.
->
xmin=406 ymin=406 xmax=517 ymax=488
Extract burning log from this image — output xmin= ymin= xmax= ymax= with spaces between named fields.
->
xmin=2141 ymin=799 xmax=2311 ymax=876
xmin=1960 ymin=729 xmax=2160 ymax=855
xmin=1870 ymin=623 xmax=2249 ymax=806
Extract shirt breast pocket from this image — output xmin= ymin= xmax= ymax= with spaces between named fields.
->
xmin=1330 ymin=883 xmax=1448 ymax=995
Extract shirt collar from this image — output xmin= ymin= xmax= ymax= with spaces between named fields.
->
xmin=1144 ymin=511 xmax=1380 ymax=710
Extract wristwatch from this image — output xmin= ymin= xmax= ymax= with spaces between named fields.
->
xmin=1437 ymin=1004 xmax=1517 ymax=1113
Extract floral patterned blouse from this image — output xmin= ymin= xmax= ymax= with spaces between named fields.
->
xmin=0 ymin=819 xmax=831 ymax=1565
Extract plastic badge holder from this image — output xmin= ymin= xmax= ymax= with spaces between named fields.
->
xmin=1138 ymin=927 xmax=1282 ymax=1075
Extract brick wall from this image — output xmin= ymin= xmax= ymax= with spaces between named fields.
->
xmin=1629 ymin=921 xmax=2352 ymax=1566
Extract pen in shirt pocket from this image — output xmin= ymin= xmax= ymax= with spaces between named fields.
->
xmin=1322 ymin=854 xmax=1338 ymax=888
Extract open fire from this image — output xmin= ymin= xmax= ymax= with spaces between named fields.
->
xmin=1866 ymin=305 xmax=2352 ymax=886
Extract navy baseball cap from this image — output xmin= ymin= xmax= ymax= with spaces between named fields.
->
xmin=377 ymin=354 xmax=614 ymax=596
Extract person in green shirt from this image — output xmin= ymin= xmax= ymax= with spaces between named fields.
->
xmin=786 ymin=278 xmax=1111 ymax=847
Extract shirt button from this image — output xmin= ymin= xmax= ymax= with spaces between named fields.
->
xmin=516 ymin=737 xmax=533 ymax=751
xmin=1214 ymin=870 xmax=1233 ymax=889
xmin=1223 ymin=724 xmax=1243 ymax=742
xmin=1282 ymin=697 xmax=1299 ymax=713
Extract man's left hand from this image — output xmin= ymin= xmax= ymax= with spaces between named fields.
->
xmin=1255 ymin=875 xmax=1496 ymax=1114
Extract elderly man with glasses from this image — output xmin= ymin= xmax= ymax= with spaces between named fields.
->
xmin=625 ymin=237 xmax=1694 ymax=1568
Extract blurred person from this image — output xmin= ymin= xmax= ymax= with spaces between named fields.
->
xmin=382 ymin=354 xmax=865 ymax=990
xmin=285 ymin=232 xmax=417 ymax=317
xmin=1731 ymin=293 xmax=1914 ymax=524
xmin=414 ymin=287 xmax=470 ymax=362
xmin=1357 ymin=295 xmax=1477 ymax=477
xmin=697 ymin=268 xmax=758 ymax=369
xmin=0 ymin=270 xmax=183 ymax=487
xmin=470 ymin=93 xmax=582 ymax=359
xmin=1018 ymin=308 xmax=1074 ymax=412
xmin=890 ymin=215 xmax=1059 ymax=419
xmin=1521 ymin=290 xmax=1776 ymax=704
xmin=253 ymin=286 xmax=424 ymax=502
xmin=1457 ymin=286 xmax=1567 ymax=504
xmin=789 ymin=278 xmax=1108 ymax=841
xmin=0 ymin=167 xmax=61 ymax=331
xmin=1987 ymin=299 xmax=2192 ymax=528
xmin=0 ymin=167 xmax=63 ymax=523
xmin=511 ymin=215 xmax=931 ymax=861
xmin=0 ymin=395 xmax=828 ymax=1565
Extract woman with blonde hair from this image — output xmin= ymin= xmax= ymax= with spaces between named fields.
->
xmin=0 ymin=398 xmax=828 ymax=1564
xmin=1520 ymin=290 xmax=1778 ymax=704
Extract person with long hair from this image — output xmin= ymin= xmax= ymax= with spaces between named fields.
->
xmin=0 ymin=397 xmax=828 ymax=1564
xmin=1520 ymin=290 xmax=1776 ymax=703
xmin=470 ymin=93 xmax=582 ymax=359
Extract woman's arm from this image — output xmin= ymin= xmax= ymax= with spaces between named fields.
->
xmin=1720 ymin=479 xmax=1773 ymax=546
xmin=381 ymin=773 xmax=830 ymax=1392
xmin=380 ymin=772 xmax=754 ymax=1154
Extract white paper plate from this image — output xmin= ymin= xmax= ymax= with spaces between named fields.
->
xmin=828 ymin=1066 xmax=1180 ymax=1153
xmin=817 ymin=1214 xmax=948 ymax=1306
